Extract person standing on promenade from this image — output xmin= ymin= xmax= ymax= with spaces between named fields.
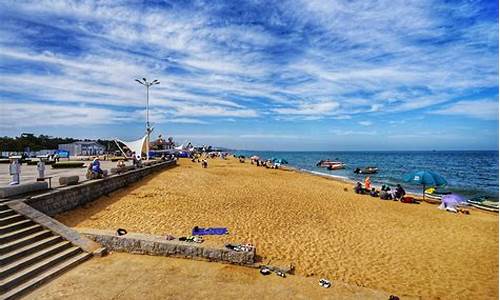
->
xmin=131 ymin=152 xmax=140 ymax=167
xmin=36 ymin=160 xmax=45 ymax=180
xmin=9 ymin=157 xmax=21 ymax=185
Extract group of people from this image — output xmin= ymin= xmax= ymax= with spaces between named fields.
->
xmin=190 ymin=154 xmax=209 ymax=168
xmin=252 ymin=159 xmax=280 ymax=169
xmin=354 ymin=177 xmax=407 ymax=201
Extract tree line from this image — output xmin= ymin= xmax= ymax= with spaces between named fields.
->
xmin=0 ymin=133 xmax=119 ymax=153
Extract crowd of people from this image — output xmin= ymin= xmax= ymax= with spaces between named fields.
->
xmin=249 ymin=157 xmax=282 ymax=169
xmin=189 ymin=151 xmax=230 ymax=168
xmin=354 ymin=177 xmax=409 ymax=202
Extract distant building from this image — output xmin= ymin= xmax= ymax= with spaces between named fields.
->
xmin=58 ymin=141 xmax=106 ymax=156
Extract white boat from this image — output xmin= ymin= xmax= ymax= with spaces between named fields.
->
xmin=467 ymin=196 xmax=499 ymax=212
xmin=316 ymin=160 xmax=344 ymax=168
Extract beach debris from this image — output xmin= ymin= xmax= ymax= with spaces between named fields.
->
xmin=179 ymin=236 xmax=204 ymax=243
xmin=276 ymin=271 xmax=286 ymax=278
xmin=260 ymin=267 xmax=271 ymax=275
xmin=319 ymin=278 xmax=332 ymax=288
xmin=389 ymin=295 xmax=400 ymax=300
xmin=116 ymin=228 xmax=127 ymax=236
xmin=225 ymin=243 xmax=255 ymax=252
xmin=165 ymin=234 xmax=175 ymax=240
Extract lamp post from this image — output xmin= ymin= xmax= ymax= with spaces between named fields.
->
xmin=135 ymin=78 xmax=160 ymax=160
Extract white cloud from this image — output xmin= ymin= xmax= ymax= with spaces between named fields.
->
xmin=273 ymin=101 xmax=340 ymax=115
xmin=358 ymin=121 xmax=373 ymax=126
xmin=0 ymin=102 xmax=123 ymax=128
xmin=330 ymin=129 xmax=377 ymax=136
xmin=430 ymin=100 xmax=499 ymax=120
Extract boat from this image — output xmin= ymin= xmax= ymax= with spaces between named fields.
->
xmin=423 ymin=187 xmax=452 ymax=201
xmin=316 ymin=160 xmax=343 ymax=168
xmin=354 ymin=167 xmax=378 ymax=174
xmin=327 ymin=163 xmax=345 ymax=170
xmin=467 ymin=196 xmax=499 ymax=212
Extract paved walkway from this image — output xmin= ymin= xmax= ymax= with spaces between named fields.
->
xmin=0 ymin=160 xmax=131 ymax=188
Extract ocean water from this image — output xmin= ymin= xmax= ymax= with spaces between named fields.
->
xmin=234 ymin=151 xmax=499 ymax=200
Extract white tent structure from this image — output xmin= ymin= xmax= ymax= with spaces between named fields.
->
xmin=114 ymin=134 xmax=148 ymax=159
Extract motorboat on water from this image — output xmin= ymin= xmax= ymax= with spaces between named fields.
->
xmin=327 ymin=163 xmax=346 ymax=170
xmin=316 ymin=160 xmax=343 ymax=168
xmin=354 ymin=167 xmax=378 ymax=174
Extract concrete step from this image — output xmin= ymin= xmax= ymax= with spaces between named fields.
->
xmin=0 ymin=214 xmax=25 ymax=227
xmin=0 ymin=246 xmax=82 ymax=293
xmin=0 ymin=209 xmax=15 ymax=219
xmin=0 ymin=224 xmax=43 ymax=244
xmin=0 ymin=235 xmax=63 ymax=267
xmin=0 ymin=252 xmax=91 ymax=300
xmin=0 ymin=241 xmax=72 ymax=280
xmin=0 ymin=219 xmax=34 ymax=235
xmin=0 ymin=230 xmax=52 ymax=255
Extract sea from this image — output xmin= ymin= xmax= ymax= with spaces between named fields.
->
xmin=234 ymin=150 xmax=499 ymax=200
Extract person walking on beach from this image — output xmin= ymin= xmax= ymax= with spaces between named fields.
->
xmin=9 ymin=157 xmax=21 ymax=185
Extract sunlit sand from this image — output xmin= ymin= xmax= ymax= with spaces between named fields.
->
xmin=56 ymin=158 xmax=499 ymax=299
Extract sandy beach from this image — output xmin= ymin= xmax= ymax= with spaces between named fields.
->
xmin=56 ymin=157 xmax=499 ymax=299
xmin=26 ymin=252 xmax=393 ymax=300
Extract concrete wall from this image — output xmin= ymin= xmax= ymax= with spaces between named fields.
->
xmin=0 ymin=182 xmax=48 ymax=198
xmin=80 ymin=229 xmax=255 ymax=265
xmin=25 ymin=160 xmax=176 ymax=216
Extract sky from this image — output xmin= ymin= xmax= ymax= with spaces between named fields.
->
xmin=0 ymin=0 xmax=498 ymax=151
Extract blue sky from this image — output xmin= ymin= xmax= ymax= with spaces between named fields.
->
xmin=0 ymin=0 xmax=498 ymax=151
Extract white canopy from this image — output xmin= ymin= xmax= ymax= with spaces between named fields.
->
xmin=115 ymin=134 xmax=148 ymax=159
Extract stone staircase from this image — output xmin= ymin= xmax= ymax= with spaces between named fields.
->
xmin=0 ymin=202 xmax=91 ymax=300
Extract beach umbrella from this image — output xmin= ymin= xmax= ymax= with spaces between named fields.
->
xmin=403 ymin=171 xmax=447 ymax=200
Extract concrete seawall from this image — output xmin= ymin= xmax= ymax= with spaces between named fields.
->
xmin=79 ymin=228 xmax=256 ymax=266
xmin=24 ymin=160 xmax=176 ymax=216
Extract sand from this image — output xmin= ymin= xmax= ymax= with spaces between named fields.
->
xmin=26 ymin=252 xmax=394 ymax=300
xmin=56 ymin=157 xmax=499 ymax=299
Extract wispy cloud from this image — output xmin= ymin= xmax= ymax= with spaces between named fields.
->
xmin=430 ymin=99 xmax=499 ymax=120
xmin=358 ymin=121 xmax=373 ymax=126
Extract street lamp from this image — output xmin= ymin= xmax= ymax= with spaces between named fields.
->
xmin=135 ymin=78 xmax=160 ymax=160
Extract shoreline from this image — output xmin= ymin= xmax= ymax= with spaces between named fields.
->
xmin=234 ymin=151 xmax=499 ymax=200
xmin=286 ymin=165 xmax=438 ymax=201
xmin=285 ymin=164 xmax=500 ymax=215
